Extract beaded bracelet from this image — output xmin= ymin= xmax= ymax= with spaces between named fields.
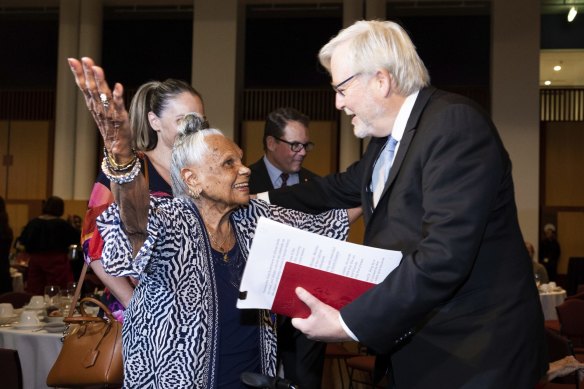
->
xmin=101 ymin=157 xmax=141 ymax=184
xmin=103 ymin=147 xmax=137 ymax=172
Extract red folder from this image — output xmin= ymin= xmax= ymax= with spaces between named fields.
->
xmin=272 ymin=262 xmax=375 ymax=319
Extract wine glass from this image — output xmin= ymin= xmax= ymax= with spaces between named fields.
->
xmin=44 ymin=285 xmax=61 ymax=309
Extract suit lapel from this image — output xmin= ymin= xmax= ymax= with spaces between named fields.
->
xmin=378 ymin=87 xmax=437 ymax=201
xmin=250 ymin=159 xmax=275 ymax=192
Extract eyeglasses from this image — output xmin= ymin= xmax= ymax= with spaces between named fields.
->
xmin=274 ymin=137 xmax=315 ymax=152
xmin=332 ymin=73 xmax=360 ymax=96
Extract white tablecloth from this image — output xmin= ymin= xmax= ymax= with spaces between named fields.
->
xmin=539 ymin=290 xmax=567 ymax=321
xmin=0 ymin=326 xmax=62 ymax=389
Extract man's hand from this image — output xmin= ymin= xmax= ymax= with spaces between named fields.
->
xmin=291 ymin=287 xmax=353 ymax=342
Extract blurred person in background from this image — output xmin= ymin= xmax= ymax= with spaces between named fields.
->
xmin=248 ymin=107 xmax=317 ymax=191
xmin=540 ymin=223 xmax=561 ymax=282
xmin=526 ymin=241 xmax=549 ymax=285
xmin=16 ymin=196 xmax=79 ymax=294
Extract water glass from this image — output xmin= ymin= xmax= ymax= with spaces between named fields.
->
xmin=59 ymin=289 xmax=73 ymax=313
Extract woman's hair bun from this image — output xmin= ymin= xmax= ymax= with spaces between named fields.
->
xmin=179 ymin=113 xmax=209 ymax=136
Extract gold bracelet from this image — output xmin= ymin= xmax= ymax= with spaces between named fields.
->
xmin=103 ymin=147 xmax=136 ymax=172
xmin=101 ymin=157 xmax=142 ymax=184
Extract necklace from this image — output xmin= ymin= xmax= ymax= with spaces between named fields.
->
xmin=207 ymin=222 xmax=232 ymax=262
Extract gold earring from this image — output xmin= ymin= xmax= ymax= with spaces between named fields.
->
xmin=189 ymin=187 xmax=201 ymax=199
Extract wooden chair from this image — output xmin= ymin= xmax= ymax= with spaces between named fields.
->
xmin=565 ymin=291 xmax=584 ymax=302
xmin=0 ymin=292 xmax=33 ymax=309
xmin=0 ymin=348 xmax=23 ymax=389
xmin=325 ymin=342 xmax=360 ymax=389
xmin=543 ymin=328 xmax=581 ymax=388
xmin=346 ymin=354 xmax=388 ymax=389
xmin=346 ymin=355 xmax=376 ymax=389
xmin=556 ymin=299 xmax=584 ymax=354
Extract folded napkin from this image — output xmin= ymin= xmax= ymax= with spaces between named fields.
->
xmin=547 ymin=355 xmax=584 ymax=382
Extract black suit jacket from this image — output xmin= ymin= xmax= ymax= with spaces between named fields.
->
xmin=248 ymin=157 xmax=318 ymax=194
xmin=269 ymin=87 xmax=548 ymax=387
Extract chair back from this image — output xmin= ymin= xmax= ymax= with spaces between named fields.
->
xmin=546 ymin=328 xmax=575 ymax=361
xmin=556 ymin=299 xmax=584 ymax=348
xmin=0 ymin=348 xmax=23 ymax=389
xmin=0 ymin=292 xmax=32 ymax=309
xmin=565 ymin=291 xmax=584 ymax=302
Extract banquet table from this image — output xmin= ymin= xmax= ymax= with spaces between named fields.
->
xmin=539 ymin=289 xmax=567 ymax=321
xmin=0 ymin=326 xmax=62 ymax=389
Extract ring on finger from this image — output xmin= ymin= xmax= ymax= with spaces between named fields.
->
xmin=99 ymin=93 xmax=110 ymax=110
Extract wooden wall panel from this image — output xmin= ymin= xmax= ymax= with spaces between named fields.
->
xmin=544 ymin=122 xmax=584 ymax=206
xmin=241 ymin=120 xmax=264 ymax=166
xmin=557 ymin=211 xmax=584 ymax=274
xmin=6 ymin=121 xmax=51 ymax=200
xmin=0 ymin=121 xmax=8 ymax=197
xmin=6 ymin=203 xmax=30 ymax=243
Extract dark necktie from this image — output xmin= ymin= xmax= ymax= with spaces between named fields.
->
xmin=280 ymin=173 xmax=289 ymax=188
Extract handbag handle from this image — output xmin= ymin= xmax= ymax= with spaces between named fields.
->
xmin=64 ymin=297 xmax=117 ymax=324
xmin=67 ymin=262 xmax=88 ymax=318
xmin=66 ymin=264 xmax=116 ymax=322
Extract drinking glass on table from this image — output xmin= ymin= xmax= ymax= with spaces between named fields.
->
xmin=59 ymin=288 xmax=74 ymax=314
xmin=44 ymin=285 xmax=61 ymax=308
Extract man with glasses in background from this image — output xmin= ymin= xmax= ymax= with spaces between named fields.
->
xmin=248 ymin=107 xmax=323 ymax=388
xmin=249 ymin=107 xmax=317 ymax=192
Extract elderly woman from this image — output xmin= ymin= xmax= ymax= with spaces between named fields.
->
xmin=68 ymin=57 xmax=207 ymax=320
xmin=94 ymin=81 xmax=350 ymax=386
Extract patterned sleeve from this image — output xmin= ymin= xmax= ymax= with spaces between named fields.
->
xmin=234 ymin=199 xmax=349 ymax=245
xmin=96 ymin=196 xmax=170 ymax=278
xmin=81 ymin=172 xmax=114 ymax=265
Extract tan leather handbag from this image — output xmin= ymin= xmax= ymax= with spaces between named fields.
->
xmin=46 ymin=264 xmax=123 ymax=387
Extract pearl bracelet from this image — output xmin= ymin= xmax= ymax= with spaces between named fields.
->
xmin=101 ymin=157 xmax=141 ymax=184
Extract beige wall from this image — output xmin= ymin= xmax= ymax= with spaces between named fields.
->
xmin=491 ymin=0 xmax=541 ymax=247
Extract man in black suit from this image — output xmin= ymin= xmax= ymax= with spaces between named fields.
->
xmin=248 ymin=107 xmax=318 ymax=192
xmin=259 ymin=21 xmax=548 ymax=387
xmin=248 ymin=107 xmax=323 ymax=388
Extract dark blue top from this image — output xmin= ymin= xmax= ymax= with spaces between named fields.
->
xmin=212 ymin=241 xmax=261 ymax=388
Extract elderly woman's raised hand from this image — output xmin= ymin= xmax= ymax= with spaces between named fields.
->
xmin=67 ymin=57 xmax=134 ymax=163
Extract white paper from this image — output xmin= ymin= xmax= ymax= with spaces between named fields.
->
xmin=237 ymin=217 xmax=402 ymax=309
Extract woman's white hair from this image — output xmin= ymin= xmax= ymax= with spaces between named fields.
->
xmin=170 ymin=113 xmax=223 ymax=198
xmin=319 ymin=20 xmax=430 ymax=96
